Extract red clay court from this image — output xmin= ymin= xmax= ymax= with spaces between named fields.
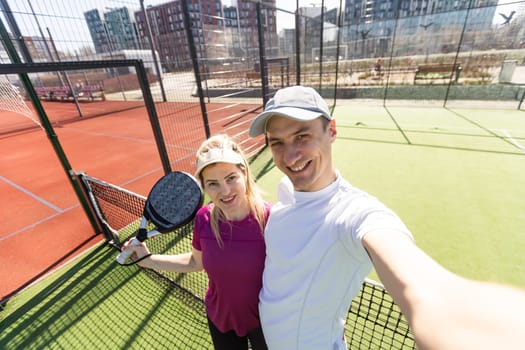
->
xmin=0 ymin=99 xmax=263 ymax=301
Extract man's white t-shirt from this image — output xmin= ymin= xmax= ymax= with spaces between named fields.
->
xmin=259 ymin=174 xmax=412 ymax=350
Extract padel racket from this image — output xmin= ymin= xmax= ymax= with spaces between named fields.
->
xmin=116 ymin=171 xmax=203 ymax=265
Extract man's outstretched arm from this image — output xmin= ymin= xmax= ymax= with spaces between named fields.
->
xmin=363 ymin=230 xmax=525 ymax=350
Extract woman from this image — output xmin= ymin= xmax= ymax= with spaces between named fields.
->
xmin=122 ymin=134 xmax=270 ymax=350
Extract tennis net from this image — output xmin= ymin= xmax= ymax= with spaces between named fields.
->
xmin=79 ymin=172 xmax=416 ymax=349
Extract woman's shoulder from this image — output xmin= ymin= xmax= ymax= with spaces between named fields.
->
xmin=260 ymin=200 xmax=272 ymax=215
xmin=196 ymin=203 xmax=214 ymax=218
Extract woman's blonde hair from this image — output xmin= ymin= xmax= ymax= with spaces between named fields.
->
xmin=196 ymin=134 xmax=267 ymax=246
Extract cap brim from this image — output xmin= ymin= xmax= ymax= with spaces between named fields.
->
xmin=249 ymin=107 xmax=327 ymax=137
xmin=195 ymin=158 xmax=242 ymax=179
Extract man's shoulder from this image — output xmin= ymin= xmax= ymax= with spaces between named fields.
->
xmin=334 ymin=175 xmax=366 ymax=197
xmin=276 ymin=176 xmax=294 ymax=203
xmin=332 ymin=176 xmax=384 ymax=211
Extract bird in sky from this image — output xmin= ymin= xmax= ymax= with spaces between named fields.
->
xmin=358 ymin=29 xmax=371 ymax=39
xmin=499 ymin=11 xmax=516 ymax=25
xmin=420 ymin=22 xmax=434 ymax=30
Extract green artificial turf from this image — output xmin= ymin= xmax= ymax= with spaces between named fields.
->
xmin=0 ymin=243 xmax=211 ymax=349
xmin=258 ymin=105 xmax=525 ymax=287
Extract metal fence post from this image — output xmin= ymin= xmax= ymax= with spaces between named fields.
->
xmin=181 ymin=0 xmax=210 ymax=138
xmin=256 ymin=2 xmax=269 ymax=106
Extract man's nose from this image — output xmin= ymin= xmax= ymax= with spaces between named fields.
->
xmin=283 ymin=144 xmax=300 ymax=166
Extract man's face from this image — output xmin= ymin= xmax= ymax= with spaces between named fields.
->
xmin=266 ymin=115 xmax=337 ymax=192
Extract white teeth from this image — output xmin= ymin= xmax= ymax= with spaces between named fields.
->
xmin=290 ymin=162 xmax=307 ymax=172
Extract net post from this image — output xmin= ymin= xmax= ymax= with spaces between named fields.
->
xmin=73 ymin=171 xmax=116 ymax=243
xmin=181 ymin=0 xmax=211 ymax=139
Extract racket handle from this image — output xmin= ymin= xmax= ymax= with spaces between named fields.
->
xmin=116 ymin=238 xmax=140 ymax=265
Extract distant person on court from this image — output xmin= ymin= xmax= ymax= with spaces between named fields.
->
xmin=374 ymin=58 xmax=383 ymax=76
xmin=248 ymin=85 xmax=525 ymax=350
xmin=122 ymin=134 xmax=271 ymax=350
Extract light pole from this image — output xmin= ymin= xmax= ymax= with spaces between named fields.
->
xmin=103 ymin=21 xmax=127 ymax=101
xmin=420 ymin=22 xmax=433 ymax=63
xmin=27 ymin=0 xmax=83 ymax=116
xmin=45 ymin=27 xmax=83 ymax=116
xmin=27 ymin=0 xmax=63 ymax=85
xmin=140 ymin=0 xmax=167 ymax=102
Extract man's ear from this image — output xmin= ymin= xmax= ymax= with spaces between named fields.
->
xmin=329 ymin=119 xmax=337 ymax=140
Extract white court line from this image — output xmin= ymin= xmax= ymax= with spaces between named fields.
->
xmin=341 ymin=121 xmax=525 ymax=135
xmin=339 ymin=121 xmax=485 ymax=132
xmin=57 ymin=127 xmax=157 ymax=144
xmin=502 ymin=130 xmax=525 ymax=152
xmin=0 ymin=175 xmax=63 ymax=212
xmin=0 ymin=209 xmax=67 ymax=242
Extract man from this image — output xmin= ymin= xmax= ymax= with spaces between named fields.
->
xmin=249 ymin=85 xmax=525 ymax=350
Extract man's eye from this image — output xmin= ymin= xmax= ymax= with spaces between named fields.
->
xmin=296 ymin=134 xmax=308 ymax=142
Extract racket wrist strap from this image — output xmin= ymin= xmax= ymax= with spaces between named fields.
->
xmin=121 ymin=253 xmax=152 ymax=267
xmin=136 ymin=228 xmax=148 ymax=242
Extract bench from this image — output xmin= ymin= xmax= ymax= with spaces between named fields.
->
xmin=78 ymin=85 xmax=105 ymax=101
xmin=414 ymin=63 xmax=461 ymax=84
xmin=34 ymin=86 xmax=72 ymax=100
xmin=34 ymin=85 xmax=105 ymax=101
xmin=34 ymin=87 xmax=49 ymax=99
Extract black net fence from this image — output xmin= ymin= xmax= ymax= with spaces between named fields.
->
xmin=258 ymin=0 xmax=525 ymax=110
xmin=3 ymin=0 xmax=523 ymax=133
xmin=0 ymin=0 xmax=266 ymax=158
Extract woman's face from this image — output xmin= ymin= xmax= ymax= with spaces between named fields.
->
xmin=201 ymin=162 xmax=249 ymax=221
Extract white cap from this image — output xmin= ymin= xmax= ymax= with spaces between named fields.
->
xmin=249 ymin=85 xmax=332 ymax=137
xmin=195 ymin=146 xmax=245 ymax=179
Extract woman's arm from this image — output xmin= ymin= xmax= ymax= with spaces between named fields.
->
xmin=363 ymin=229 xmax=525 ymax=350
xmin=122 ymin=240 xmax=204 ymax=273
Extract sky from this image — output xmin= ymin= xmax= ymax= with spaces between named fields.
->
xmin=1 ymin=0 xmax=523 ymax=55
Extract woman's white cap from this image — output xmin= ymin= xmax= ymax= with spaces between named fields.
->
xmin=195 ymin=146 xmax=245 ymax=179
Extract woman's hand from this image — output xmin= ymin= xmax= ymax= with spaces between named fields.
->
xmin=121 ymin=239 xmax=151 ymax=265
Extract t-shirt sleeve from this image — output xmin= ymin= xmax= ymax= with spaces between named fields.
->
xmin=340 ymin=195 xmax=413 ymax=256
xmin=354 ymin=208 xmax=413 ymax=243
xmin=192 ymin=206 xmax=209 ymax=251
xmin=277 ymin=176 xmax=294 ymax=204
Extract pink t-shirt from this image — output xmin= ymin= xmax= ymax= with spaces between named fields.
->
xmin=192 ymin=202 xmax=271 ymax=336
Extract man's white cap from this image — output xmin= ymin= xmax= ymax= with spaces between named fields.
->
xmin=195 ymin=146 xmax=245 ymax=179
xmin=249 ymin=85 xmax=332 ymax=137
